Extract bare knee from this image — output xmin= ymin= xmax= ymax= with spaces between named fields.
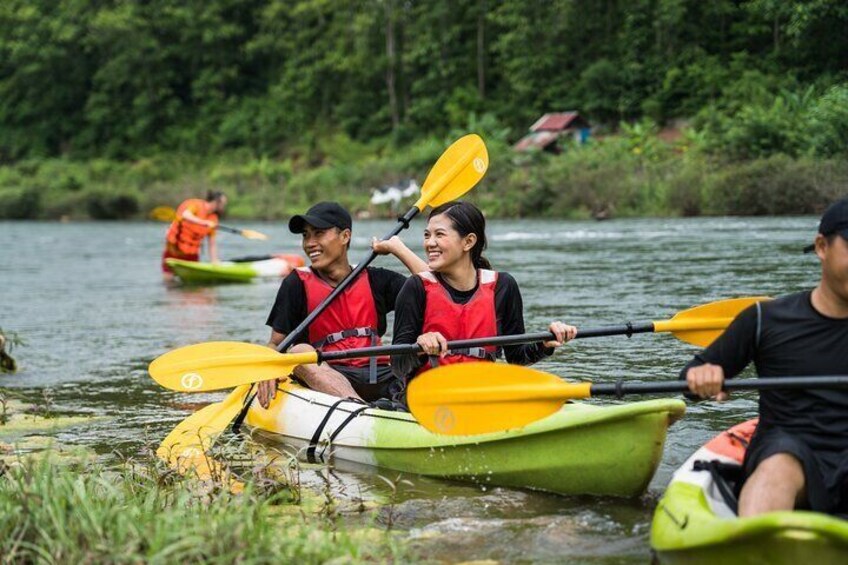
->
xmin=756 ymin=453 xmax=805 ymax=486
xmin=288 ymin=343 xmax=316 ymax=354
xmin=739 ymin=453 xmax=806 ymax=516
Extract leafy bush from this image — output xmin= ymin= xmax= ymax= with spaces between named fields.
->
xmin=703 ymin=155 xmax=847 ymax=215
xmin=807 ymin=85 xmax=848 ymax=157
xmin=0 ymin=188 xmax=42 ymax=219
xmin=86 ymin=191 xmax=140 ymax=219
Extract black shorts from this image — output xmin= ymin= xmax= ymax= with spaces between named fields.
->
xmin=744 ymin=426 xmax=848 ymax=513
xmin=333 ymin=364 xmax=400 ymax=403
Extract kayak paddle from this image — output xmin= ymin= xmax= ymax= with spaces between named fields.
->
xmin=154 ymin=133 xmax=489 ymax=468
xmin=227 ymin=133 xmax=489 ymax=431
xmin=156 ymin=384 xmax=250 ymax=492
xmin=149 ymin=297 xmax=769 ymax=393
xmin=407 ymin=362 xmax=848 ymax=435
xmin=151 ymin=205 xmax=269 ymax=241
xmin=272 ymin=133 xmax=488 ymax=355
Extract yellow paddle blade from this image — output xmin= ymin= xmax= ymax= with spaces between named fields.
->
xmin=237 ymin=228 xmax=269 ymax=241
xmin=414 ymin=134 xmax=489 ymax=210
xmin=408 ymin=362 xmax=592 ymax=436
xmin=653 ymin=296 xmax=772 ymax=347
xmin=149 ymin=205 xmax=176 ymax=222
xmin=156 ymin=385 xmax=250 ymax=492
xmin=148 ymin=341 xmax=318 ymax=392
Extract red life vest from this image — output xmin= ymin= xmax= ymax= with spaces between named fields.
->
xmin=166 ymin=199 xmax=218 ymax=255
xmin=417 ymin=269 xmax=499 ymax=375
xmin=296 ymin=267 xmax=387 ymax=368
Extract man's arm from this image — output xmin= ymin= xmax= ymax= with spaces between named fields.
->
xmin=680 ymin=304 xmax=759 ymax=399
xmin=207 ymin=232 xmax=219 ymax=263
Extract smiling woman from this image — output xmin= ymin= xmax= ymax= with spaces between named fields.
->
xmin=388 ymin=201 xmax=578 ymax=406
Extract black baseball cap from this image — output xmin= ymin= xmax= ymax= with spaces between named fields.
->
xmin=804 ymin=197 xmax=848 ymax=253
xmin=288 ymin=202 xmax=352 ymax=234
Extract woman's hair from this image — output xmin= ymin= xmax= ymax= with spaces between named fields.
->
xmin=205 ymin=190 xmax=226 ymax=202
xmin=428 ymin=201 xmax=491 ymax=270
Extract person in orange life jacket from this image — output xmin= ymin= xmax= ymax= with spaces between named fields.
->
xmin=162 ymin=191 xmax=228 ymax=279
xmin=257 ymin=202 xmax=428 ymax=408
xmin=682 ymin=196 xmax=848 ymax=517
xmin=390 ymin=201 xmax=578 ymax=405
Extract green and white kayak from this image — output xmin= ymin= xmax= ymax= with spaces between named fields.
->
xmin=651 ymin=419 xmax=848 ymax=564
xmin=167 ymin=254 xmax=303 ymax=285
xmin=245 ymin=379 xmax=685 ymax=497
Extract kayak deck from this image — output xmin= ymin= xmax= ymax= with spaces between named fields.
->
xmin=166 ymin=255 xmax=299 ymax=284
xmin=246 ymin=379 xmax=685 ymax=497
xmin=651 ymin=419 xmax=848 ymax=564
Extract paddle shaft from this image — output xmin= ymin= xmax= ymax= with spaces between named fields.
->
xmin=313 ymin=323 xmax=656 ymax=363
xmin=217 ymin=224 xmax=254 ymax=236
xmin=231 ymin=207 xmax=420 ymax=432
xmin=590 ymin=376 xmax=848 ymax=398
xmin=277 ymin=206 xmax=419 ymax=353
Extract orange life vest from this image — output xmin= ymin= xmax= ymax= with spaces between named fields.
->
xmin=166 ymin=199 xmax=218 ymax=255
xmin=296 ymin=267 xmax=387 ymax=369
xmin=416 ymin=269 xmax=498 ymax=375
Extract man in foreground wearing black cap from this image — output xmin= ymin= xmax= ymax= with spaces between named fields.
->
xmin=257 ymin=202 xmax=427 ymax=408
xmin=682 ymin=196 xmax=848 ymax=517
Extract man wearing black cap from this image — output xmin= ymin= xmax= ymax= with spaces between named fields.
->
xmin=681 ymin=196 xmax=848 ymax=517
xmin=258 ymin=202 xmax=427 ymax=407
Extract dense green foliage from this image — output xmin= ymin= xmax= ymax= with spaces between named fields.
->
xmin=2 ymin=0 xmax=846 ymax=159
xmin=1 ymin=1 xmax=846 ymax=219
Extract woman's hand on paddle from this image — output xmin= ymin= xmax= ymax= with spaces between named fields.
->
xmin=257 ymin=378 xmax=278 ymax=409
xmin=417 ymin=332 xmax=448 ymax=357
xmin=686 ymin=363 xmax=729 ymax=401
xmin=371 ymin=236 xmax=401 ymax=255
xmin=544 ymin=321 xmax=577 ymax=348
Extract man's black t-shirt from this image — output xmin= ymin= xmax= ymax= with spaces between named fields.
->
xmin=680 ymin=290 xmax=848 ymax=512
xmin=391 ymin=271 xmax=552 ymax=378
xmin=680 ymin=290 xmax=848 ymax=448
xmin=265 ymin=266 xmax=407 ymax=345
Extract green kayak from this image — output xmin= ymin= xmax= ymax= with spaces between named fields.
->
xmin=246 ymin=379 xmax=685 ymax=497
xmin=167 ymin=254 xmax=303 ymax=284
xmin=651 ymin=419 xmax=848 ymax=564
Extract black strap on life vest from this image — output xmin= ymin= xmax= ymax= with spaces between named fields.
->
xmin=312 ymin=327 xmax=379 ymax=384
xmin=311 ymin=327 xmax=375 ymax=348
xmin=692 ymin=459 xmax=743 ymax=515
xmin=445 ymin=347 xmax=495 ymax=360
xmin=426 ymin=347 xmax=494 ymax=370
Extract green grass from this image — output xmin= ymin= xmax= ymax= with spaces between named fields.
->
xmin=0 ymin=455 xmax=404 ymax=563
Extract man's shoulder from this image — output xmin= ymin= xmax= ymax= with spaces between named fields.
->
xmin=762 ymin=291 xmax=812 ymax=314
xmin=279 ymin=269 xmax=306 ymax=290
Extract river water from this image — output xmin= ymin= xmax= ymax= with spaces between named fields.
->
xmin=0 ymin=216 xmax=819 ymax=562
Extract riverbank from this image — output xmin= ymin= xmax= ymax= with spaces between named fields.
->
xmin=2 ymin=130 xmax=845 ymax=222
xmin=0 ymin=454 xmax=405 ymax=561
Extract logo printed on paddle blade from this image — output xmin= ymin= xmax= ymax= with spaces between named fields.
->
xmin=180 ymin=373 xmax=204 ymax=391
xmin=434 ymin=405 xmax=456 ymax=434
xmin=473 ymin=157 xmax=487 ymax=173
